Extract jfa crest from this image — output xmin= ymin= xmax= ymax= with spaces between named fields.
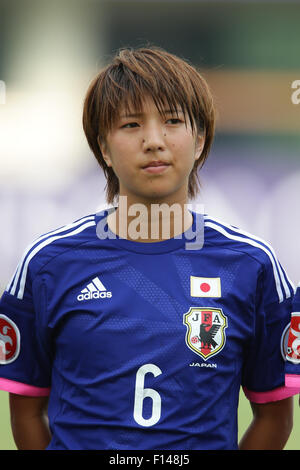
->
xmin=183 ymin=307 xmax=227 ymax=360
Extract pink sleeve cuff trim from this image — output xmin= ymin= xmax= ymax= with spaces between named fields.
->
xmin=285 ymin=374 xmax=300 ymax=389
xmin=0 ymin=378 xmax=50 ymax=396
xmin=243 ymin=384 xmax=299 ymax=403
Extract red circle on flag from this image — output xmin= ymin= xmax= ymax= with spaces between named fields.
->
xmin=200 ymin=282 xmax=211 ymax=293
xmin=0 ymin=315 xmax=20 ymax=364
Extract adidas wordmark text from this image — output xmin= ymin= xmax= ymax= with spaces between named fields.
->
xmin=77 ymin=276 xmax=112 ymax=301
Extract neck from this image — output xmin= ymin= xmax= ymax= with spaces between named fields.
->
xmin=107 ymin=195 xmax=193 ymax=243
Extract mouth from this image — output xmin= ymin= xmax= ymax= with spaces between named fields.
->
xmin=142 ymin=161 xmax=171 ymax=174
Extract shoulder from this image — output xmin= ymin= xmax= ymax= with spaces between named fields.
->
xmin=6 ymin=213 xmax=97 ymax=300
xmin=204 ymin=214 xmax=282 ymax=266
xmin=203 ymin=214 xmax=295 ymax=303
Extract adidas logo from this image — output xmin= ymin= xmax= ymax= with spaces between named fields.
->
xmin=77 ymin=276 xmax=112 ymax=301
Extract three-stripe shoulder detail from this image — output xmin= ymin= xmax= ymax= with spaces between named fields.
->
xmin=6 ymin=215 xmax=96 ymax=300
xmin=204 ymin=215 xmax=295 ymax=303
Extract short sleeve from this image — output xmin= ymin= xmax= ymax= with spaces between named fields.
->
xmin=0 ymin=259 xmax=51 ymax=396
xmin=285 ymin=283 xmax=300 ymax=389
xmin=242 ymin=258 xmax=297 ymax=403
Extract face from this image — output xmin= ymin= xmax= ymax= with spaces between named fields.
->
xmin=99 ymin=95 xmax=205 ymax=205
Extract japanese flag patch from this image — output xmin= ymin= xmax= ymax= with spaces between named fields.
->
xmin=190 ymin=276 xmax=221 ymax=298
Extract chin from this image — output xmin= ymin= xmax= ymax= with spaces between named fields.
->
xmin=124 ymin=179 xmax=187 ymax=204
xmin=139 ymin=189 xmax=183 ymax=203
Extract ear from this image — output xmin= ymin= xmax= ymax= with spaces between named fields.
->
xmin=97 ymin=135 xmax=112 ymax=167
xmin=194 ymin=133 xmax=205 ymax=161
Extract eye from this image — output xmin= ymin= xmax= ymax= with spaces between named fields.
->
xmin=121 ymin=122 xmax=139 ymax=129
xmin=166 ymin=118 xmax=183 ymax=125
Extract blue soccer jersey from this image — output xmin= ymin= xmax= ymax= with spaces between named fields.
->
xmin=0 ymin=209 xmax=297 ymax=450
xmin=285 ymin=284 xmax=300 ymax=389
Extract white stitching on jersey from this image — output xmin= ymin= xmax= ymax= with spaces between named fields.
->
xmin=205 ymin=218 xmax=293 ymax=303
xmin=8 ymin=216 xmax=95 ymax=300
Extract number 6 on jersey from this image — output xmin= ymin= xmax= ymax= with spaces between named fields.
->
xmin=133 ymin=364 xmax=162 ymax=427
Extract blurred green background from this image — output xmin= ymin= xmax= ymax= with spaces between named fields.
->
xmin=0 ymin=0 xmax=299 ymax=450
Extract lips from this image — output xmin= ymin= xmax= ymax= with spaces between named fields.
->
xmin=142 ymin=161 xmax=170 ymax=169
xmin=142 ymin=161 xmax=171 ymax=174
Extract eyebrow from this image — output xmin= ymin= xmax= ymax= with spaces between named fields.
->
xmin=120 ymin=109 xmax=184 ymax=119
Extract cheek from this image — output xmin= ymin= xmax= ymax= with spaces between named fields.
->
xmin=171 ymin=138 xmax=197 ymax=167
xmin=171 ymin=130 xmax=195 ymax=151
xmin=110 ymin=153 xmax=139 ymax=186
xmin=110 ymin=157 xmax=130 ymax=178
xmin=107 ymin=142 xmax=134 ymax=174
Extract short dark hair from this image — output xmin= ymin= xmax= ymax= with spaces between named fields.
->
xmin=82 ymin=46 xmax=216 ymax=204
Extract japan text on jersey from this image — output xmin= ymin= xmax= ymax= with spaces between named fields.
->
xmin=0 ymin=209 xmax=297 ymax=450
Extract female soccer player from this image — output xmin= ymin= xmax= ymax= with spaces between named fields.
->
xmin=0 ymin=47 xmax=298 ymax=450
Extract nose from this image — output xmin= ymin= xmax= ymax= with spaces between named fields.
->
xmin=142 ymin=122 xmax=166 ymax=152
